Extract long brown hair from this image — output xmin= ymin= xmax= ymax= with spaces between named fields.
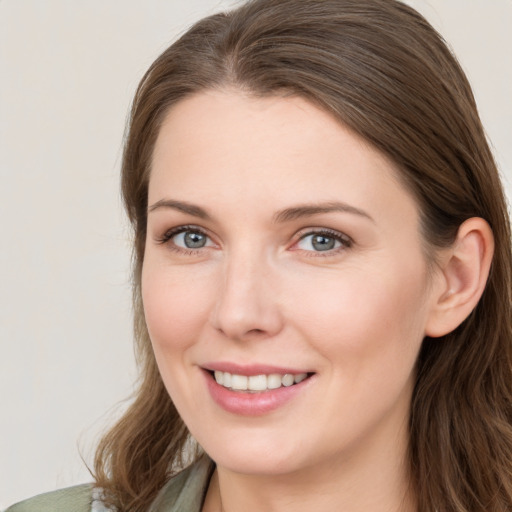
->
xmin=94 ymin=1 xmax=512 ymax=510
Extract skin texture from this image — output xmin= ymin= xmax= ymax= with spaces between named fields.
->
xmin=141 ymin=90 xmax=479 ymax=511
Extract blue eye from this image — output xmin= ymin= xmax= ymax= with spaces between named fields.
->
xmin=173 ymin=230 xmax=209 ymax=249
xmin=296 ymin=230 xmax=351 ymax=253
xmin=158 ymin=226 xmax=214 ymax=252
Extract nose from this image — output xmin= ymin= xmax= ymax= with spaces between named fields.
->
xmin=210 ymin=248 xmax=284 ymax=341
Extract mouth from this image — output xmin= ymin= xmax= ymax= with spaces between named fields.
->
xmin=206 ymin=370 xmax=314 ymax=393
xmin=202 ymin=365 xmax=315 ymax=415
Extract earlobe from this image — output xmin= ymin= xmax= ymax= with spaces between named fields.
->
xmin=425 ymin=218 xmax=494 ymax=338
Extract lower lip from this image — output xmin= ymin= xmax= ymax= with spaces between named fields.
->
xmin=203 ymin=370 xmax=313 ymax=416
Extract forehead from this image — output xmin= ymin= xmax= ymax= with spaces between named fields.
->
xmin=149 ymin=89 xmax=418 ymax=228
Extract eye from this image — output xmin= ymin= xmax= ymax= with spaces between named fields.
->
xmin=294 ymin=229 xmax=352 ymax=253
xmin=174 ymin=230 xmax=209 ymax=249
xmin=157 ymin=226 xmax=215 ymax=252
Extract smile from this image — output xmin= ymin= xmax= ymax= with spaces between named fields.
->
xmin=213 ymin=371 xmax=309 ymax=392
xmin=202 ymin=365 xmax=315 ymax=415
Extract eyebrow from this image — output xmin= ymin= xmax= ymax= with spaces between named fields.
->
xmin=148 ymin=199 xmax=211 ymax=219
xmin=148 ymin=198 xmax=374 ymax=223
xmin=273 ymin=201 xmax=374 ymax=224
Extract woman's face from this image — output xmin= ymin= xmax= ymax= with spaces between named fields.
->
xmin=142 ymin=90 xmax=441 ymax=476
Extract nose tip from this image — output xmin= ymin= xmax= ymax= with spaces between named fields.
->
xmin=210 ymin=260 xmax=283 ymax=341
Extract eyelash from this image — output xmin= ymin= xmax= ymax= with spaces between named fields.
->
xmin=293 ymin=228 xmax=353 ymax=257
xmin=156 ymin=225 xmax=213 ymax=255
xmin=155 ymin=225 xmax=353 ymax=257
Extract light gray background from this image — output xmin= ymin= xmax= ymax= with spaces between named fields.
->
xmin=1 ymin=0 xmax=511 ymax=507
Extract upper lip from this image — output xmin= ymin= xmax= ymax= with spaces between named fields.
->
xmin=202 ymin=362 xmax=313 ymax=376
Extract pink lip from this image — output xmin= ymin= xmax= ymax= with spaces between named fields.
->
xmin=203 ymin=361 xmax=310 ymax=376
xmin=201 ymin=367 xmax=314 ymax=416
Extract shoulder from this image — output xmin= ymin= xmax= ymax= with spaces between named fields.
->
xmin=5 ymin=484 xmax=93 ymax=512
xmin=5 ymin=458 xmax=214 ymax=512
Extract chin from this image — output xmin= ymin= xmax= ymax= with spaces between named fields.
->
xmin=198 ymin=432 xmax=310 ymax=476
xmin=213 ymin=451 xmax=302 ymax=476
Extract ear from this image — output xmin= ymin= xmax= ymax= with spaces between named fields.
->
xmin=425 ymin=217 xmax=494 ymax=338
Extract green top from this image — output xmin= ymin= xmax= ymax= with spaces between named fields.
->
xmin=5 ymin=457 xmax=214 ymax=512
xmin=5 ymin=485 xmax=92 ymax=512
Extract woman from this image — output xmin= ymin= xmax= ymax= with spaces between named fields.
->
xmin=8 ymin=0 xmax=512 ymax=511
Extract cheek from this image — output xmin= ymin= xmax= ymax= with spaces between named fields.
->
xmin=141 ymin=262 xmax=212 ymax=353
xmin=141 ymin=260 xmax=220 ymax=418
xmin=289 ymin=261 xmax=429 ymax=362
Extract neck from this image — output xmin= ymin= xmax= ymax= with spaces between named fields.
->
xmin=203 ymin=426 xmax=417 ymax=512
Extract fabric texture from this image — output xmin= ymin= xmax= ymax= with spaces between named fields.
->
xmin=5 ymin=484 xmax=92 ymax=512
xmin=5 ymin=457 xmax=214 ymax=512
xmin=149 ymin=456 xmax=214 ymax=512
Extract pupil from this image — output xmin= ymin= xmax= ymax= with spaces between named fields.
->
xmin=312 ymin=235 xmax=335 ymax=251
xmin=184 ymin=232 xmax=206 ymax=248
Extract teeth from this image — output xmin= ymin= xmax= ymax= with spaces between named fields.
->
xmin=282 ymin=374 xmax=294 ymax=387
xmin=294 ymin=373 xmax=307 ymax=384
xmin=213 ymin=371 xmax=308 ymax=392
xmin=267 ymin=373 xmax=282 ymax=389
xmin=248 ymin=374 xmax=267 ymax=391
xmin=231 ymin=374 xmax=248 ymax=390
